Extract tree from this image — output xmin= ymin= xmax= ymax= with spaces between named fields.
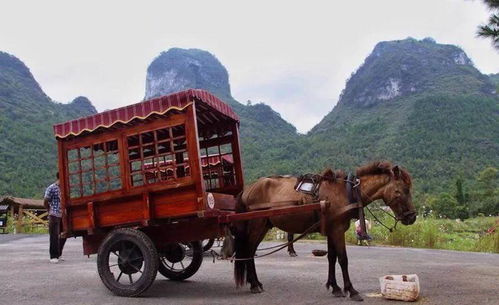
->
xmin=476 ymin=167 xmax=498 ymax=196
xmin=473 ymin=167 xmax=499 ymax=216
xmin=477 ymin=0 xmax=499 ymax=49
xmin=454 ymin=178 xmax=471 ymax=218
xmin=429 ymin=193 xmax=460 ymax=219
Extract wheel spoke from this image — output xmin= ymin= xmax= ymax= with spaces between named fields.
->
xmin=129 ymin=263 xmax=143 ymax=274
xmin=111 ymin=251 xmax=120 ymax=258
xmin=109 ymin=263 xmax=119 ymax=268
xmin=180 ymin=261 xmax=185 ymax=269
xmin=128 ymin=274 xmax=133 ymax=284
xmin=116 ymin=271 xmax=123 ymax=282
xmin=128 ymin=256 xmax=144 ymax=263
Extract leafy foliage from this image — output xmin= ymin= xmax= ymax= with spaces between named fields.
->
xmin=0 ymin=52 xmax=96 ymax=198
xmin=477 ymin=0 xmax=499 ymax=49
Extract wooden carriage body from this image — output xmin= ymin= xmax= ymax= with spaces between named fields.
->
xmin=54 ymin=89 xmax=244 ymax=254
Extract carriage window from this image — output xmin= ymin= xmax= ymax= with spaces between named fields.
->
xmin=127 ymin=124 xmax=190 ymax=187
xmin=199 ymin=130 xmax=236 ymax=191
xmin=67 ymin=139 xmax=122 ymax=198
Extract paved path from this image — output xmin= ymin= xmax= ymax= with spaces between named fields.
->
xmin=0 ymin=234 xmax=498 ymax=305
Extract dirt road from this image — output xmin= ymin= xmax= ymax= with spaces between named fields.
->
xmin=0 ymin=235 xmax=497 ymax=305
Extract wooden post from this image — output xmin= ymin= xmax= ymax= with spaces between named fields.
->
xmin=230 ymin=122 xmax=244 ymax=190
xmin=16 ymin=205 xmax=23 ymax=234
xmin=142 ymin=192 xmax=151 ymax=226
xmin=9 ymin=207 xmax=14 ymax=221
xmin=87 ymin=202 xmax=95 ymax=235
xmin=57 ymin=139 xmax=71 ymax=237
xmin=185 ymin=103 xmax=206 ymax=211
xmin=118 ymin=134 xmax=131 ymax=191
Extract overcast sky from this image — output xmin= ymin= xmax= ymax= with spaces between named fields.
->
xmin=1 ymin=0 xmax=498 ymax=133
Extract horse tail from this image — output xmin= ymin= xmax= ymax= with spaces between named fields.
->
xmin=234 ymin=191 xmax=248 ymax=287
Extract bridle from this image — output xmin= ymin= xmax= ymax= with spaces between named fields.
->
xmin=294 ymin=171 xmax=416 ymax=233
xmin=345 ymin=173 xmax=416 ymax=232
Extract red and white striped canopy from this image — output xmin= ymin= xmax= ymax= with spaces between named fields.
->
xmin=53 ymin=89 xmax=239 ymax=139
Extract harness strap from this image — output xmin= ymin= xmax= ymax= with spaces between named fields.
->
xmin=248 ymin=200 xmax=303 ymax=210
xmin=210 ymin=221 xmax=321 ymax=262
xmin=346 ymin=173 xmax=368 ymax=236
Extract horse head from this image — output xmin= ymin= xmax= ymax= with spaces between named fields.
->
xmin=357 ymin=162 xmax=417 ymax=225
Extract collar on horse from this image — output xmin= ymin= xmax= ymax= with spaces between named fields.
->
xmin=294 ymin=172 xmax=367 ymax=236
xmin=345 ymin=173 xmax=362 ymax=205
xmin=346 ymin=173 xmax=370 ymax=239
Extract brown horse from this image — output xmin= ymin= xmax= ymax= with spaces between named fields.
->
xmin=233 ymin=161 xmax=416 ymax=301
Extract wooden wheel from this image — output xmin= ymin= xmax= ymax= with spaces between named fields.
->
xmin=97 ymin=228 xmax=158 ymax=297
xmin=158 ymin=241 xmax=203 ymax=281
xmin=202 ymin=238 xmax=215 ymax=252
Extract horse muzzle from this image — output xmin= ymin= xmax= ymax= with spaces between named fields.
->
xmin=399 ymin=210 xmax=417 ymax=225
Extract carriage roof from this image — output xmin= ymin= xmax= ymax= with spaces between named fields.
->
xmin=53 ymin=89 xmax=239 ymax=139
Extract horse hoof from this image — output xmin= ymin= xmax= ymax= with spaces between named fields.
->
xmin=350 ymin=293 xmax=363 ymax=301
xmin=251 ymin=286 xmax=263 ymax=294
xmin=288 ymin=252 xmax=297 ymax=257
xmin=332 ymin=289 xmax=345 ymax=297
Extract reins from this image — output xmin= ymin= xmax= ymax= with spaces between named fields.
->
xmin=209 ymin=221 xmax=321 ymax=262
xmin=365 ymin=205 xmax=399 ymax=232
xmin=347 ymin=175 xmax=400 ymax=233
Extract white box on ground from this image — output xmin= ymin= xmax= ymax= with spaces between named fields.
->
xmin=379 ymin=274 xmax=420 ymax=301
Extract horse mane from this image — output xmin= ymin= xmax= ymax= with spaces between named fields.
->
xmin=356 ymin=161 xmax=412 ymax=186
xmin=356 ymin=161 xmax=394 ymax=177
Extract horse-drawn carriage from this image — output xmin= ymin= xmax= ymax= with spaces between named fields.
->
xmin=53 ymin=89 xmax=339 ymax=297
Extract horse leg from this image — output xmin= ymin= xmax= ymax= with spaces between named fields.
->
xmin=246 ymin=219 xmax=270 ymax=293
xmin=287 ymin=233 xmax=297 ymax=257
xmin=332 ymin=230 xmax=363 ymax=301
xmin=234 ymin=222 xmax=250 ymax=288
xmin=326 ymin=235 xmax=344 ymax=297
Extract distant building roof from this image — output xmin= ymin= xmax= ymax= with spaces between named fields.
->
xmin=0 ymin=196 xmax=45 ymax=209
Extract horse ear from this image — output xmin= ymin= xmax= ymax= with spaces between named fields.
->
xmin=321 ymin=168 xmax=336 ymax=182
xmin=393 ymin=165 xmax=401 ymax=179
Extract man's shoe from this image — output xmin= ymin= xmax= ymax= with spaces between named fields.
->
xmin=50 ymin=258 xmax=59 ymax=264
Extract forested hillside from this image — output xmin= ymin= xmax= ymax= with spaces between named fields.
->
xmin=302 ymin=38 xmax=498 ymax=196
xmin=1 ymin=39 xmax=497 ymax=218
xmin=490 ymin=73 xmax=499 ymax=90
xmin=0 ymin=52 xmax=96 ymax=197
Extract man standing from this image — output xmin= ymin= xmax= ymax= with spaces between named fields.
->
xmin=44 ymin=172 xmax=66 ymax=263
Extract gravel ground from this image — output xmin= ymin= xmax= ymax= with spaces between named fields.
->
xmin=0 ymin=234 xmax=498 ymax=305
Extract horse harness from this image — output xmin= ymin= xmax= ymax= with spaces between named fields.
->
xmin=249 ymin=173 xmax=371 ymax=235
xmin=294 ymin=172 xmax=366 ymax=235
xmin=213 ymin=173 xmax=377 ymax=262
xmin=345 ymin=173 xmax=369 ymax=238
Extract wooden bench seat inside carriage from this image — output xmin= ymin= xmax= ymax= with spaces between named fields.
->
xmin=53 ymin=89 xmax=244 ymax=241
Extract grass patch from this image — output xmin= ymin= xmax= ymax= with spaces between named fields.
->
xmin=4 ymin=216 xmax=48 ymax=234
xmin=266 ymin=215 xmax=499 ymax=254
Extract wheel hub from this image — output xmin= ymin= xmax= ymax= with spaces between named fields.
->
xmin=162 ymin=243 xmax=185 ymax=263
xmin=118 ymin=247 xmax=143 ymax=275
